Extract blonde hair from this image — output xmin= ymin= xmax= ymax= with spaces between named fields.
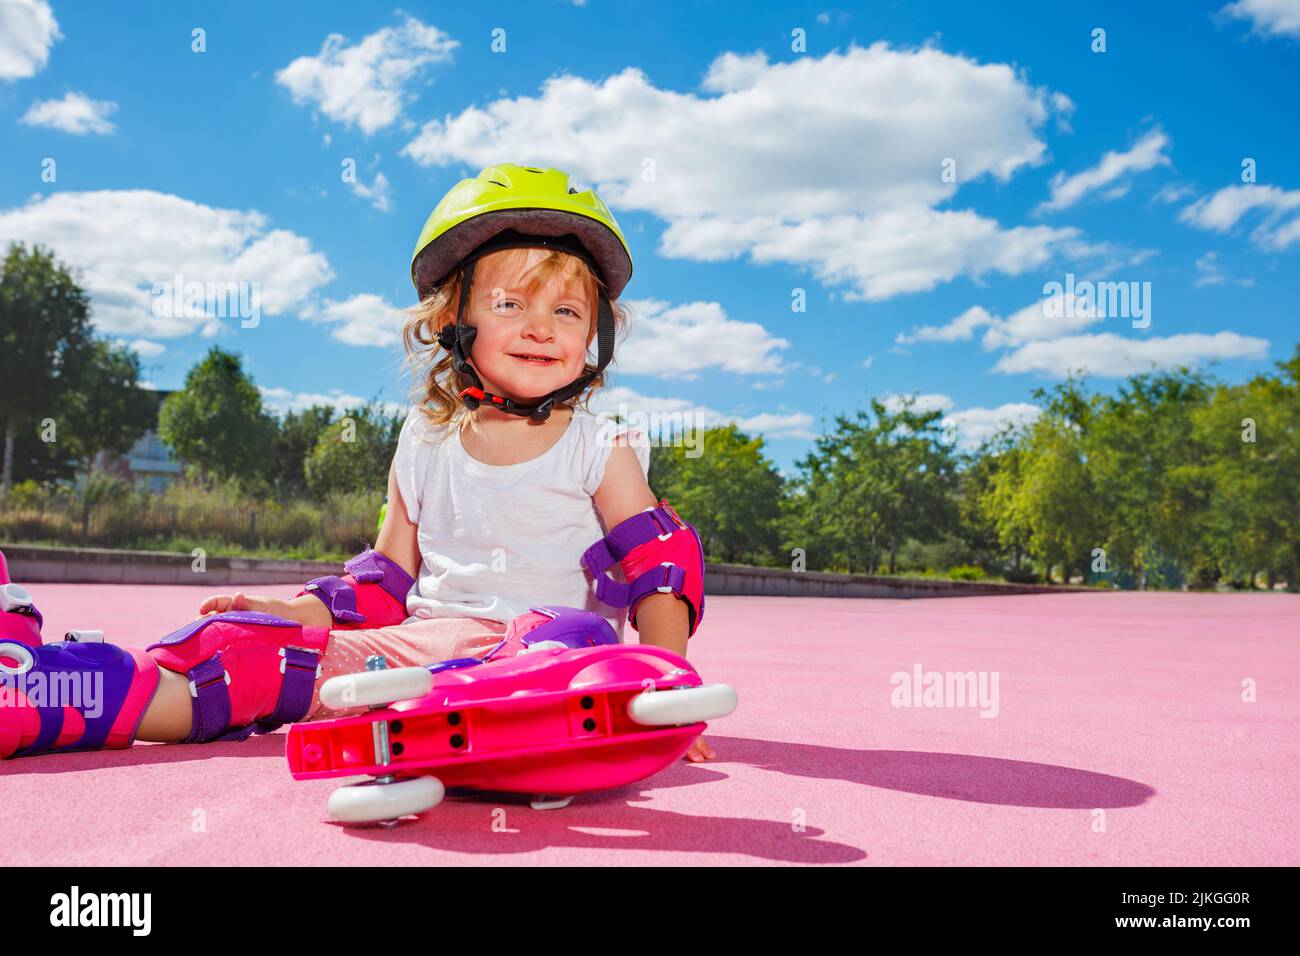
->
xmin=400 ymin=246 xmax=630 ymax=433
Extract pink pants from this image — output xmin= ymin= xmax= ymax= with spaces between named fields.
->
xmin=305 ymin=617 xmax=508 ymax=721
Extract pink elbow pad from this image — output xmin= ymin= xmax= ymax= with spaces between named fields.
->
xmin=582 ymin=500 xmax=706 ymax=637
xmin=296 ymin=548 xmax=414 ymax=630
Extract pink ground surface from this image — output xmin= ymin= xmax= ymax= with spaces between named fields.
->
xmin=2 ymin=584 xmax=1297 ymax=866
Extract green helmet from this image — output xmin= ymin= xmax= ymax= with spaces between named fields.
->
xmin=409 ymin=164 xmax=634 ymax=423
xmin=411 ymin=164 xmax=632 ymax=300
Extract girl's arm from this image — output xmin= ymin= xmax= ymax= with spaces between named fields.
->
xmin=374 ymin=455 xmax=422 ymax=584
xmin=245 ymin=463 xmax=418 ymax=632
xmin=592 ymin=437 xmax=691 ymax=658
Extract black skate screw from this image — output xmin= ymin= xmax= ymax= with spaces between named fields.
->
xmin=391 ymin=742 xmax=404 ymax=756
xmin=580 ymin=696 xmax=594 ymax=709
xmin=390 ymin=720 xmax=403 ymax=734
xmin=449 ymin=734 xmax=465 ymax=748
xmin=447 ymin=711 xmax=462 ymax=726
xmin=583 ymin=718 xmax=596 ymax=731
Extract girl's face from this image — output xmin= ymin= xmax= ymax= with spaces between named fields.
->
xmin=460 ymin=248 xmax=596 ymax=407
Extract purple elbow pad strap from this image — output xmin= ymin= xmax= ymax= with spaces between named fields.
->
xmin=298 ymin=548 xmax=415 ymax=628
xmin=300 ymin=576 xmax=364 ymax=624
xmin=582 ymin=501 xmax=706 ymax=636
xmin=343 ymin=548 xmax=416 ymax=601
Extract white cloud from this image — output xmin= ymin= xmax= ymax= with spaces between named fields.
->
xmin=878 ymin=393 xmax=1041 ymax=450
xmin=1036 ymin=128 xmax=1171 ymax=214
xmin=618 ymin=298 xmax=790 ymax=378
xmin=402 ymin=42 xmax=1079 ymax=301
xmin=1152 ymin=182 xmax=1196 ymax=204
xmin=700 ymin=50 xmax=771 ymax=93
xmin=980 ymin=295 xmax=1104 ymax=350
xmin=0 ymin=190 xmax=334 ymax=337
xmin=276 ymin=15 xmax=458 ymax=135
xmin=660 ymin=207 xmax=1077 ymax=301
xmin=1221 ymin=0 xmax=1300 ymax=38
xmin=350 ymin=170 xmax=392 ymax=212
xmin=896 ymin=305 xmax=996 ymax=344
xmin=299 ymin=293 xmax=405 ymax=347
xmin=20 ymin=90 xmax=117 ymax=134
xmin=116 ymin=338 xmax=166 ymax=358
xmin=0 ymin=0 xmax=60 ymax=80
xmin=589 ymin=385 xmax=816 ymax=441
xmin=881 ymin=392 xmax=954 ymax=414
xmin=259 ymin=385 xmax=402 ymax=419
xmin=944 ymin=402 xmax=1041 ymax=449
xmin=1194 ymin=252 xmax=1225 ymax=286
xmin=1193 ymin=251 xmax=1254 ymax=287
xmin=899 ymin=297 xmax=1105 ymax=352
xmin=1179 ymin=184 xmax=1300 ymax=250
xmin=993 ymin=331 xmax=1270 ymax=377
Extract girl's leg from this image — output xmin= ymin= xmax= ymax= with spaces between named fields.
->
xmin=135 ymin=669 xmax=195 ymax=742
xmin=52 ymin=618 xmax=507 ymax=744
xmin=304 ymin=617 xmax=507 ymax=721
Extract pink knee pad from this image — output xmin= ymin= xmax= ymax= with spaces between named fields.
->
xmin=480 ymin=606 xmax=620 ymax=663
xmin=146 ymin=611 xmax=331 ymax=743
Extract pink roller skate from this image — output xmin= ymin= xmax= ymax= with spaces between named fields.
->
xmin=288 ymin=605 xmax=737 ymax=824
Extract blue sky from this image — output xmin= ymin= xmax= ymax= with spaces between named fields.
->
xmin=1 ymin=0 xmax=1298 ymax=476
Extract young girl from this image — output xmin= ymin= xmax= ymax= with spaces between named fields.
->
xmin=0 ymin=164 xmax=713 ymax=764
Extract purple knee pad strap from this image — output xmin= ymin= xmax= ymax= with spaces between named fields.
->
xmin=147 ymin=611 xmax=322 ymax=744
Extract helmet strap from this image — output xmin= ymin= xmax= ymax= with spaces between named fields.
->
xmin=436 ymin=245 xmax=616 ymax=424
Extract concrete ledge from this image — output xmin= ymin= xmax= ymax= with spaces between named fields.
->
xmin=705 ymin=562 xmax=1090 ymax=597
xmin=2 ymin=544 xmax=339 ymax=586
xmin=2 ymin=544 xmax=1093 ymax=596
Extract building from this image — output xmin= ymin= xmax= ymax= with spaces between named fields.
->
xmin=93 ymin=388 xmax=183 ymax=492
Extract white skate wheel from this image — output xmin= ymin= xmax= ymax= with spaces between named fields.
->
xmin=0 ymin=641 xmax=35 ymax=676
xmin=328 ymin=776 xmax=444 ymax=823
xmin=64 ymin=629 xmax=105 ymax=643
xmin=0 ymin=583 xmax=33 ymax=613
xmin=626 ymin=683 xmax=738 ymax=727
xmin=530 ymin=795 xmax=575 ymax=810
xmin=520 ymin=640 xmax=568 ymax=655
xmin=319 ymin=666 xmax=434 ymax=710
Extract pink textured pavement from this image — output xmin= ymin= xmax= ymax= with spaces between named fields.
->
xmin=2 ymin=584 xmax=1297 ymax=866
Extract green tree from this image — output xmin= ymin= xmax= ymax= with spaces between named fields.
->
xmin=304 ymin=402 xmax=402 ymax=497
xmin=960 ymin=424 xmax=1027 ymax=573
xmin=990 ymin=376 xmax=1107 ymax=583
xmin=648 ymin=424 xmax=783 ymax=564
xmin=1086 ymin=368 xmax=1214 ymax=587
xmin=786 ymin=395 xmax=959 ymax=574
xmin=1189 ymin=347 xmax=1300 ymax=590
xmin=157 ymin=346 xmax=278 ymax=486
xmin=0 ymin=242 xmax=95 ymax=503
xmin=61 ymin=338 xmax=157 ymax=477
xmin=269 ymin=405 xmax=337 ymax=494
xmin=978 ymin=433 xmax=1034 ymax=575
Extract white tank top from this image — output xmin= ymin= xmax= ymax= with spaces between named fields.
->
xmin=392 ymin=403 xmax=651 ymax=639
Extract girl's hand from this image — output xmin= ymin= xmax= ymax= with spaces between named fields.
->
xmin=198 ymin=592 xmax=272 ymax=616
xmin=683 ymin=735 xmax=716 ymax=762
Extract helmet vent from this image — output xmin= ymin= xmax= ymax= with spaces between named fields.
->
xmin=488 ymin=180 xmax=506 ymax=187
xmin=524 ymin=167 xmax=543 ymax=173
xmin=568 ymin=187 xmax=578 ymax=194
